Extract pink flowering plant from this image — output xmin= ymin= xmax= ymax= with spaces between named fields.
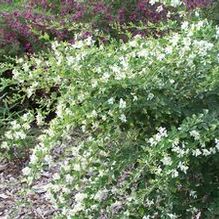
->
xmin=0 ymin=0 xmax=215 ymax=61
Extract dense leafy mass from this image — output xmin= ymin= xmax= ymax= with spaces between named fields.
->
xmin=1 ymin=0 xmax=219 ymax=218
xmin=1 ymin=12 xmax=219 ymax=217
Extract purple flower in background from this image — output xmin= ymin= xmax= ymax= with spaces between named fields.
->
xmin=0 ymin=0 xmax=214 ymax=58
xmin=72 ymin=10 xmax=84 ymax=21
xmin=184 ymin=0 xmax=213 ymax=9
xmin=81 ymin=31 xmax=92 ymax=39
xmin=129 ymin=12 xmax=137 ymax=21
xmin=117 ymin=8 xmax=126 ymax=22
xmin=0 ymin=0 xmax=12 ymax=3
xmin=93 ymin=2 xmax=108 ymax=14
xmin=24 ymin=42 xmax=33 ymax=53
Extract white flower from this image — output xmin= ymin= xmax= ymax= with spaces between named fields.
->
xmin=157 ymin=127 xmax=168 ymax=138
xmin=181 ymin=21 xmax=189 ymax=30
xmin=167 ymin=213 xmax=178 ymax=219
xmin=183 ymin=37 xmax=192 ymax=48
xmin=170 ymin=79 xmax=175 ymax=84
xmin=12 ymin=69 xmax=21 ymax=79
xmin=10 ymin=120 xmax=21 ymax=129
xmin=81 ymin=125 xmax=86 ymax=132
xmin=161 ymin=156 xmax=172 ymax=166
xmin=170 ymin=33 xmax=180 ymax=46
xmin=36 ymin=112 xmax=44 ymax=126
xmin=30 ymin=153 xmax=38 ymax=163
xmin=17 ymin=58 xmax=24 ymax=63
xmin=73 ymin=163 xmax=81 ymax=171
xmin=133 ymin=95 xmax=138 ymax=101
xmin=22 ymin=167 xmax=31 ymax=176
xmin=107 ymin=97 xmax=114 ymax=105
xmin=171 ymin=0 xmax=181 ymax=7
xmin=167 ymin=11 xmax=171 ymax=18
xmin=75 ymin=193 xmax=87 ymax=203
xmin=26 ymin=87 xmax=34 ymax=98
xmin=129 ymin=40 xmax=138 ymax=47
xmin=102 ymin=115 xmax=107 ymax=121
xmin=156 ymin=5 xmax=163 ymax=13
xmin=143 ymin=215 xmax=150 ymax=219
xmin=56 ymin=103 xmax=64 ymax=117
xmin=94 ymin=189 xmax=108 ymax=201
xmin=195 ymin=10 xmax=200 ymax=17
xmin=22 ymin=123 xmax=30 ymax=130
xmin=171 ymin=170 xmax=179 ymax=178
xmin=98 ymin=169 xmax=105 ymax=177
xmin=149 ymin=0 xmax=158 ymax=5
xmin=66 ymin=56 xmax=75 ymax=66
xmin=148 ymin=137 xmax=156 ymax=146
xmin=111 ymin=66 xmax=120 ymax=73
xmin=22 ymin=63 xmax=29 ymax=72
xmin=137 ymin=49 xmax=148 ymax=57
xmin=119 ymin=114 xmax=127 ymax=123
xmin=14 ymin=131 xmax=26 ymax=139
xmin=71 ymin=202 xmax=84 ymax=214
xmin=192 ymin=149 xmax=202 ymax=157
xmin=115 ymin=71 xmax=126 ymax=80
xmin=119 ymin=98 xmax=126 ymax=109
xmin=21 ymin=113 xmax=30 ymax=122
xmin=102 ymin=72 xmax=110 ymax=82
xmin=215 ymin=139 xmax=219 ymax=150
xmin=155 ymin=166 xmax=162 ymax=175
xmin=53 ymin=173 xmax=60 ymax=180
xmin=202 ymin=149 xmax=210 ymax=156
xmin=149 ymin=127 xmax=167 ymax=146
xmin=111 ymin=201 xmax=122 ymax=210
xmin=190 ymin=130 xmax=200 ymax=140
xmin=178 ymin=162 xmax=189 ymax=174
xmin=190 ymin=190 xmax=197 ymax=198
xmin=172 ymin=146 xmax=186 ymax=158
xmin=44 ymin=155 xmax=53 ymax=165
xmin=35 ymin=58 xmax=42 ymax=66
xmin=147 ymin=93 xmax=154 ymax=100
xmin=209 ymin=147 xmax=216 ymax=154
xmin=193 ymin=40 xmax=214 ymax=56
xmin=91 ymin=110 xmax=97 ymax=117
xmin=51 ymin=41 xmax=59 ymax=50
xmin=145 ymin=198 xmax=154 ymax=207
xmin=66 ymin=174 xmax=74 ymax=184
xmin=85 ymin=36 xmax=94 ymax=46
xmin=157 ymin=53 xmax=165 ymax=61
xmin=1 ymin=141 xmax=9 ymax=149
xmin=91 ymin=79 xmax=98 ymax=88
xmin=5 ymin=131 xmax=13 ymax=139
xmin=165 ymin=46 xmax=173 ymax=54
xmin=196 ymin=20 xmax=205 ymax=30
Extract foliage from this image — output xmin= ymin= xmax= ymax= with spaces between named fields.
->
xmin=1 ymin=14 xmax=219 ymax=218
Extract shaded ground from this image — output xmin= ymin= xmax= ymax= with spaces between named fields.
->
xmin=0 ymin=161 xmax=56 ymax=219
xmin=0 ymin=129 xmax=82 ymax=218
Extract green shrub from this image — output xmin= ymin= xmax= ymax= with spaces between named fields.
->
xmin=1 ymin=16 xmax=219 ymax=218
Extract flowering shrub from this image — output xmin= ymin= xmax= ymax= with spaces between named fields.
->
xmin=1 ymin=16 xmax=219 ymax=217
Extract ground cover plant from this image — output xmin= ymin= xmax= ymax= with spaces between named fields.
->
xmin=0 ymin=0 xmax=219 ymax=218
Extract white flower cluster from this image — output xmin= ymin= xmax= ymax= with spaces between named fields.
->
xmin=149 ymin=127 xmax=168 ymax=146
xmin=1 ymin=113 xmax=33 ymax=152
